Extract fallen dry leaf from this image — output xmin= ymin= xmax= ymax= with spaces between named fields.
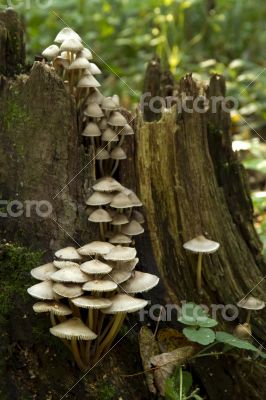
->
xmin=150 ymin=346 xmax=195 ymax=396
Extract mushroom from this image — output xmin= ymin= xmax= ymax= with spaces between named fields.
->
xmin=80 ymin=260 xmax=112 ymax=275
xmin=86 ymin=191 xmax=113 ymax=206
xmin=27 ymin=281 xmax=55 ymax=300
xmin=55 ymin=246 xmax=82 ymax=261
xmin=82 ymin=279 xmax=117 ymax=292
xmin=54 ymin=28 xmax=82 ymax=44
xmin=78 ymin=241 xmax=114 ymax=256
xmin=92 ymin=177 xmax=123 ymax=192
xmin=30 ymin=262 xmax=57 ymax=281
xmin=77 ymin=75 xmax=101 ymax=88
xmin=50 ymin=266 xmax=89 ymax=283
xmin=53 ymin=282 xmax=84 ymax=298
xmin=89 ymin=62 xmax=102 ymax=75
xmin=42 ymin=44 xmax=60 ymax=61
xmin=233 ymin=322 xmax=252 ymax=340
xmin=121 ymin=220 xmax=144 ymax=236
xmin=183 ymin=235 xmax=220 ymax=294
xmin=88 ymin=209 xmax=112 ymax=240
xmin=109 ymin=233 xmax=132 ymax=245
xmin=93 ymin=293 xmax=148 ymax=362
xmin=103 ymin=245 xmax=137 ymax=262
xmin=101 ymin=127 xmax=119 ymax=142
xmin=82 ymin=122 xmax=101 ymax=138
xmin=50 ymin=317 xmax=97 ymax=370
xmin=108 ymin=111 xmax=127 ymax=127
xmin=121 ymin=271 xmax=159 ymax=293
xmin=237 ymin=295 xmax=265 ymax=324
xmin=110 ymin=193 xmax=133 ymax=209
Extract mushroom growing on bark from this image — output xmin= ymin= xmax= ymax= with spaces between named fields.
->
xmin=183 ymin=235 xmax=220 ymax=294
xmin=237 ymin=295 xmax=265 ymax=324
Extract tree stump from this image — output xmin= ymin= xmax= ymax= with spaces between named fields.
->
xmin=132 ymin=59 xmax=266 ymax=399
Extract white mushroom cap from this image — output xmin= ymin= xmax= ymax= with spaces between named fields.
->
xmin=68 ymin=57 xmax=91 ymax=69
xmin=88 ymin=208 xmax=113 ymax=223
xmin=86 ymin=88 xmax=103 ymax=104
xmin=99 ymin=117 xmax=108 ymax=130
xmin=110 ymin=193 xmax=133 ymax=209
xmin=120 ymin=124 xmax=134 ymax=136
xmin=53 ymin=260 xmax=80 ymax=269
xmin=84 ymin=102 xmax=104 ymax=117
xmin=78 ymin=75 xmax=101 ymax=88
xmin=121 ymin=220 xmax=144 ymax=236
xmin=53 ymin=56 xmax=70 ymax=69
xmin=77 ymin=48 xmax=93 ymax=60
xmin=109 ymin=233 xmax=132 ymax=245
xmin=60 ymin=38 xmax=84 ymax=53
xmin=42 ymin=44 xmax=60 ymax=60
xmin=53 ymin=282 xmax=84 ymax=298
xmin=55 ymin=247 xmax=82 ymax=261
xmin=31 ymin=263 xmax=57 ymax=281
xmin=71 ymin=296 xmax=112 ymax=309
xmin=112 ymin=94 xmax=120 ymax=107
xmin=88 ymin=62 xmax=101 ymax=75
xmin=104 ymin=246 xmax=137 ymax=261
xmin=82 ymin=122 xmax=101 ymax=137
xmin=113 ymin=258 xmax=139 ymax=271
xmin=101 ymin=97 xmax=117 ymax=110
xmin=92 ymin=177 xmax=123 ymax=192
xmin=110 ymin=147 xmax=127 ymax=160
xmin=237 ymin=296 xmax=265 ymax=311
xmin=110 ymin=213 xmax=129 ymax=226
xmin=33 ymin=301 xmax=72 ymax=316
xmin=80 ymin=260 xmax=112 ymax=274
xmin=86 ymin=192 xmax=113 ymax=206
xmin=101 ymin=127 xmax=119 ymax=142
xmin=82 ymin=279 xmax=117 ymax=292
xmin=50 ymin=317 xmax=97 ymax=340
xmin=107 ymin=269 xmax=131 ymax=284
xmin=183 ymin=235 xmax=220 ymax=254
xmin=128 ymin=191 xmax=143 ymax=207
xmin=55 ymin=28 xmax=82 ymax=44
xmin=27 ymin=281 xmax=55 ymax=300
xmin=121 ymin=271 xmax=159 ymax=293
xmin=50 ymin=266 xmax=89 ymax=283
xmin=108 ymin=111 xmax=127 ymax=127
xmin=78 ymin=241 xmax=114 ymax=256
xmin=102 ymin=293 xmax=148 ymax=314
xmin=95 ymin=146 xmax=110 ymax=160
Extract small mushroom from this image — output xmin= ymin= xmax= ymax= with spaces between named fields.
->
xmin=53 ymin=282 xmax=84 ymax=298
xmin=183 ymin=235 xmax=220 ymax=294
xmin=33 ymin=301 xmax=72 ymax=316
xmin=78 ymin=241 xmax=114 ymax=256
xmin=80 ymin=260 xmax=112 ymax=275
xmin=54 ymin=28 xmax=82 ymax=44
xmin=109 ymin=233 xmax=132 ymax=245
xmin=92 ymin=177 xmax=123 ymax=192
xmin=50 ymin=266 xmax=89 ymax=283
xmin=121 ymin=271 xmax=159 ymax=294
xmin=30 ymin=263 xmax=57 ymax=281
xmin=121 ymin=220 xmax=144 ymax=236
xmin=237 ymin=295 xmax=265 ymax=324
xmin=104 ymin=245 xmax=137 ymax=262
xmin=82 ymin=279 xmax=117 ymax=292
xmin=42 ymin=44 xmax=60 ymax=60
xmin=86 ymin=191 xmax=113 ymax=206
xmin=233 ymin=322 xmax=252 ymax=340
xmin=55 ymin=246 xmax=82 ymax=261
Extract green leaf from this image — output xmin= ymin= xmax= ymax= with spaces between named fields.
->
xmin=178 ymin=303 xmax=218 ymax=328
xmin=165 ymin=368 xmax=193 ymax=400
xmin=215 ymin=332 xmax=258 ymax=351
xmin=183 ymin=327 xmax=216 ymax=345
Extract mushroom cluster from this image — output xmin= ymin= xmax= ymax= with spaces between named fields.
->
xmin=29 ymin=27 xmax=159 ymax=370
xmin=28 ymin=243 xmax=159 ymax=369
xmin=42 ymin=27 xmax=131 ymax=177
xmin=86 ymin=176 xmax=145 ymax=244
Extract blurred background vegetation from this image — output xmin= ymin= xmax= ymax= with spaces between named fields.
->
xmin=4 ymin=0 xmax=266 ymax=253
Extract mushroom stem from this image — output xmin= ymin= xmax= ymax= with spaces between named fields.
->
xmin=94 ymin=312 xmax=125 ymax=362
xmin=99 ymin=222 xmax=105 ymax=241
xmin=50 ymin=313 xmax=57 ymax=327
xmin=196 ymin=253 xmax=203 ymax=294
xmin=99 ymin=160 xmax=105 ymax=177
xmin=111 ymin=160 xmax=119 ymax=177
xmin=71 ymin=339 xmax=86 ymax=371
xmin=246 ymin=309 xmax=252 ymax=324
xmin=88 ymin=308 xmax=94 ymax=330
xmin=85 ymin=340 xmax=92 ymax=365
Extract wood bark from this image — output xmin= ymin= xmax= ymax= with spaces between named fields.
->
xmin=132 ymin=59 xmax=266 ymax=399
xmin=0 ymin=10 xmax=149 ymax=400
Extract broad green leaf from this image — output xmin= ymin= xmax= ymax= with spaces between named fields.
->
xmin=178 ymin=303 xmax=218 ymax=328
xmin=183 ymin=327 xmax=215 ymax=345
xmin=215 ymin=332 xmax=258 ymax=351
xmin=165 ymin=368 xmax=193 ymax=400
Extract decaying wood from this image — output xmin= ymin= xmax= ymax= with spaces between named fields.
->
xmin=133 ymin=65 xmax=266 ymax=398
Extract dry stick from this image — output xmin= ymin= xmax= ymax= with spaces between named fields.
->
xmin=71 ymin=339 xmax=86 ymax=371
xmin=153 ymin=306 xmax=163 ymax=338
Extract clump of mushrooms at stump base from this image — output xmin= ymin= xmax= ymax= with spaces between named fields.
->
xmin=27 ymin=27 xmax=159 ymax=370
